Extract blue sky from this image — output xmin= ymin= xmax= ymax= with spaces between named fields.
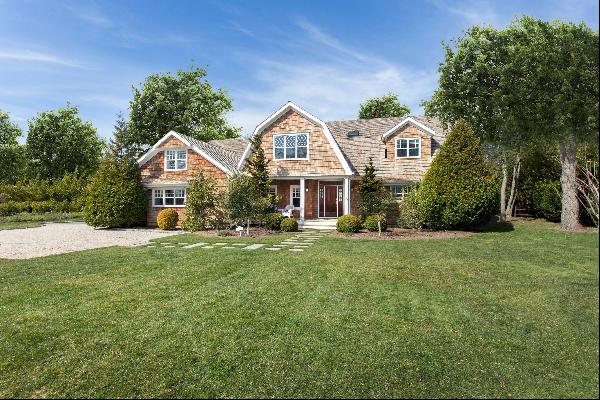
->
xmin=1 ymin=0 xmax=598 ymax=141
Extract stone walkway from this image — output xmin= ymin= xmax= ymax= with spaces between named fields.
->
xmin=148 ymin=231 xmax=330 ymax=252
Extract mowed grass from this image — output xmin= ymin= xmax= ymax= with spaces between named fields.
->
xmin=0 ymin=221 xmax=597 ymax=398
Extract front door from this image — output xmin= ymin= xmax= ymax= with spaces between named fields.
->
xmin=319 ymin=183 xmax=343 ymax=218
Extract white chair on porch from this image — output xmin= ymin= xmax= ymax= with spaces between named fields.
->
xmin=281 ymin=205 xmax=294 ymax=218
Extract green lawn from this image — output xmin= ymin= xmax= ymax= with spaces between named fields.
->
xmin=0 ymin=221 xmax=597 ymax=398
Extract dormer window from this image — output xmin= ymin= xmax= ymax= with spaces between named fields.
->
xmin=396 ymin=138 xmax=421 ymax=158
xmin=273 ymin=133 xmax=308 ymax=160
xmin=165 ymin=149 xmax=187 ymax=170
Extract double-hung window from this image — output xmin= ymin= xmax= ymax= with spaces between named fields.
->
xmin=153 ymin=188 xmax=186 ymax=207
xmin=165 ymin=149 xmax=187 ymax=170
xmin=396 ymin=138 xmax=421 ymax=158
xmin=387 ymin=185 xmax=414 ymax=201
xmin=274 ymin=133 xmax=308 ymax=160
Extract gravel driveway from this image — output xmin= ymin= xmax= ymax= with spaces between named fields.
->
xmin=0 ymin=222 xmax=180 ymax=259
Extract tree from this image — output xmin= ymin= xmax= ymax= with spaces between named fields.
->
xmin=358 ymin=94 xmax=410 ymax=119
xmin=26 ymin=106 xmax=104 ymax=180
xmin=356 ymin=159 xmax=395 ymax=234
xmin=226 ymin=174 xmax=270 ymax=235
xmin=125 ymin=66 xmax=240 ymax=155
xmin=424 ymin=17 xmax=599 ymax=230
xmin=416 ymin=120 xmax=498 ymax=230
xmin=181 ymin=171 xmax=226 ymax=231
xmin=245 ymin=136 xmax=271 ymax=197
xmin=0 ymin=109 xmax=26 ymax=182
xmin=83 ymin=156 xmax=147 ymax=228
xmin=109 ymin=112 xmax=138 ymax=162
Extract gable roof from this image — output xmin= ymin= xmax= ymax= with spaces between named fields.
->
xmin=237 ymin=101 xmax=354 ymax=175
xmin=327 ymin=116 xmax=447 ymax=175
xmin=137 ymin=131 xmax=249 ymax=175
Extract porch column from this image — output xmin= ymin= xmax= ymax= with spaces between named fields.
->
xmin=343 ymin=177 xmax=350 ymax=215
xmin=299 ymin=178 xmax=305 ymax=221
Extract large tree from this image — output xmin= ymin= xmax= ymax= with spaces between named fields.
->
xmin=125 ymin=66 xmax=239 ymax=155
xmin=0 ymin=109 xmax=26 ymax=182
xmin=358 ymin=94 xmax=410 ymax=119
xmin=26 ymin=106 xmax=103 ymax=180
xmin=424 ymin=17 xmax=598 ymax=230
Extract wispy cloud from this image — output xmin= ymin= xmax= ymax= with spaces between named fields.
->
xmin=228 ymin=19 xmax=437 ymax=135
xmin=429 ymin=0 xmax=500 ymax=26
xmin=227 ymin=21 xmax=254 ymax=37
xmin=0 ymin=49 xmax=85 ymax=68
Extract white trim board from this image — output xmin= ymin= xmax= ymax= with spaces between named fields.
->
xmin=381 ymin=117 xmax=436 ymax=141
xmin=137 ymin=131 xmax=233 ymax=175
xmin=237 ymin=101 xmax=354 ymax=175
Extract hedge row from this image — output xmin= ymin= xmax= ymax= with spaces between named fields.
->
xmin=0 ymin=199 xmax=86 ymax=216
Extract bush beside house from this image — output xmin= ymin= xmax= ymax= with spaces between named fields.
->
xmin=83 ymin=157 xmax=147 ymax=228
xmin=280 ymin=217 xmax=298 ymax=232
xmin=337 ymin=214 xmax=362 ymax=233
xmin=157 ymin=209 xmax=179 ymax=230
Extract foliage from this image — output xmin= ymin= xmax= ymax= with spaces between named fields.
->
xmin=246 ymin=136 xmax=271 ymax=198
xmin=363 ymin=214 xmax=387 ymax=232
xmin=157 ymin=209 xmax=179 ymax=230
xmin=182 ymin=172 xmax=225 ymax=231
xmin=265 ymin=212 xmax=284 ymax=231
xmin=0 ymin=109 xmax=26 ymax=182
xmin=336 ymin=214 xmax=362 ymax=233
xmin=109 ymin=112 xmax=138 ymax=162
xmin=358 ymin=94 xmax=410 ymax=119
xmin=518 ymin=145 xmax=561 ymax=220
xmin=280 ymin=217 xmax=298 ymax=232
xmin=26 ymin=105 xmax=104 ymax=180
xmin=226 ymin=173 xmax=270 ymax=233
xmin=356 ymin=159 xmax=396 ymax=220
xmin=424 ymin=16 xmax=599 ymax=230
xmin=397 ymin=191 xmax=424 ymax=229
xmin=528 ymin=180 xmax=562 ymax=221
xmin=416 ymin=120 xmax=498 ymax=230
xmin=125 ymin=66 xmax=240 ymax=155
xmin=83 ymin=157 xmax=147 ymax=228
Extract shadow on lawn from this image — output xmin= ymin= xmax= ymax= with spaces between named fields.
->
xmin=469 ymin=216 xmax=515 ymax=233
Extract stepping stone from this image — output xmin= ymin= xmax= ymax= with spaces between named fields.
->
xmin=214 ymin=243 xmax=227 ymax=246
xmin=182 ymin=242 xmax=207 ymax=249
xmin=223 ymin=246 xmax=236 ymax=249
xmin=265 ymin=247 xmax=282 ymax=251
xmin=163 ymin=245 xmax=175 ymax=248
xmin=289 ymin=248 xmax=304 ymax=252
xmin=231 ymin=243 xmax=246 ymax=246
xmin=273 ymin=244 xmax=288 ymax=247
xmin=243 ymin=244 xmax=265 ymax=250
xmin=178 ymin=242 xmax=189 ymax=245
xmin=202 ymin=246 xmax=215 ymax=249
xmin=160 ymin=242 xmax=173 ymax=245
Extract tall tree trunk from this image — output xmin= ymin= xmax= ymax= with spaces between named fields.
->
xmin=247 ymin=217 xmax=250 ymax=236
xmin=559 ymin=132 xmax=582 ymax=230
xmin=500 ymin=159 xmax=508 ymax=222
xmin=505 ymin=152 xmax=521 ymax=217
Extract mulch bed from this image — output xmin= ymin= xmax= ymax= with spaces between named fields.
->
xmin=330 ymin=228 xmax=474 ymax=240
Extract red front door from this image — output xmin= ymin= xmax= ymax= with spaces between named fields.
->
xmin=320 ymin=184 xmax=343 ymax=217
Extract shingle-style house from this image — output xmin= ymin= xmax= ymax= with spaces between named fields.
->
xmin=137 ymin=101 xmax=447 ymax=228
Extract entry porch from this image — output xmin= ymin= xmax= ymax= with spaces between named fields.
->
xmin=269 ymin=177 xmax=352 ymax=221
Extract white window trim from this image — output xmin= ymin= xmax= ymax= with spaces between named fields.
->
xmin=395 ymin=137 xmax=421 ymax=159
xmin=268 ymin=185 xmax=278 ymax=195
xmin=152 ymin=187 xmax=187 ymax=208
xmin=386 ymin=184 xmax=415 ymax=201
xmin=290 ymin=184 xmax=301 ymax=209
xmin=164 ymin=148 xmax=188 ymax=171
xmin=273 ymin=133 xmax=310 ymax=161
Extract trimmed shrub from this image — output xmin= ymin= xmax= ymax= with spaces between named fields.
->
xmin=416 ymin=120 xmax=498 ymax=230
xmin=363 ymin=214 xmax=387 ymax=232
xmin=280 ymin=217 xmax=298 ymax=232
xmin=49 ymin=200 xmax=70 ymax=213
xmin=83 ymin=157 xmax=147 ymax=228
xmin=157 ymin=209 xmax=179 ymax=230
xmin=265 ymin=212 xmax=284 ymax=231
xmin=0 ymin=201 xmax=19 ymax=216
xmin=181 ymin=215 xmax=206 ymax=232
xmin=397 ymin=191 xmax=424 ymax=229
xmin=31 ymin=201 xmax=51 ymax=214
xmin=336 ymin=214 xmax=362 ymax=233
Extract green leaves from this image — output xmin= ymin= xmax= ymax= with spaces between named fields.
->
xmin=358 ymin=94 xmax=410 ymax=119
xmin=26 ymin=106 xmax=103 ymax=180
xmin=125 ymin=66 xmax=240 ymax=155
xmin=0 ymin=109 xmax=26 ymax=182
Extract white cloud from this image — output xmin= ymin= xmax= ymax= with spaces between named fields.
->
xmin=0 ymin=49 xmax=84 ymax=68
xmin=228 ymin=20 xmax=438 ymax=136
xmin=429 ymin=0 xmax=500 ymax=26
